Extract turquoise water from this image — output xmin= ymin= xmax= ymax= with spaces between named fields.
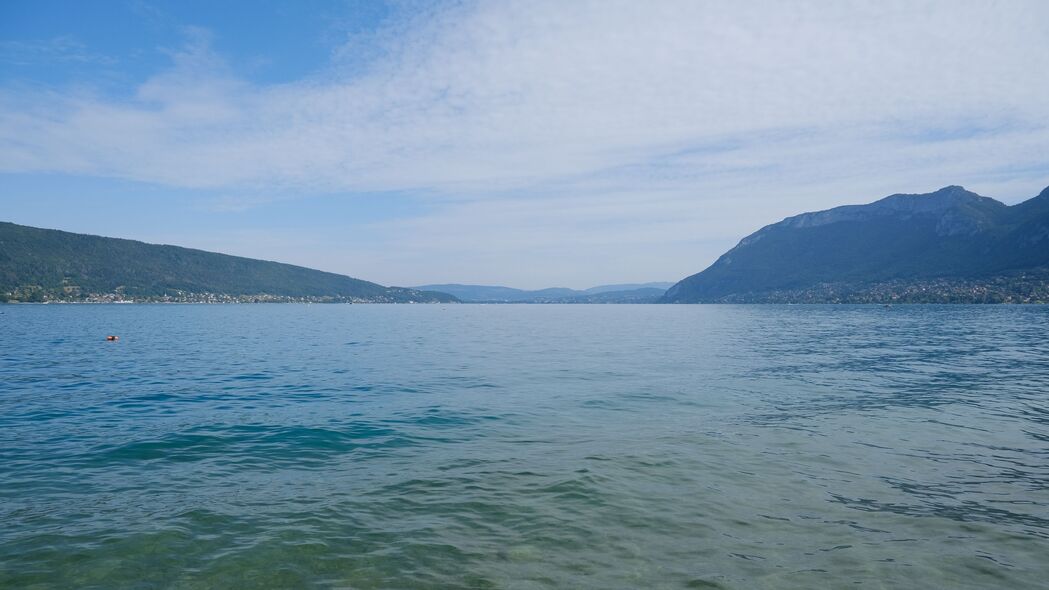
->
xmin=1 ymin=304 xmax=1048 ymax=589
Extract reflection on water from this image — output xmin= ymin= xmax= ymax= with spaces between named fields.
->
xmin=1 ymin=304 xmax=1048 ymax=588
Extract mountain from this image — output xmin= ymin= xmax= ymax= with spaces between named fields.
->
xmin=413 ymin=283 xmax=672 ymax=303
xmin=411 ymin=284 xmax=564 ymax=302
xmin=0 ymin=222 xmax=458 ymax=303
xmin=562 ymin=287 xmax=669 ymax=303
xmin=662 ymin=185 xmax=1049 ymax=303
xmin=582 ymin=282 xmax=674 ymax=294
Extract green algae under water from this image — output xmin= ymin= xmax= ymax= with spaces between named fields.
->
xmin=1 ymin=304 xmax=1048 ymax=589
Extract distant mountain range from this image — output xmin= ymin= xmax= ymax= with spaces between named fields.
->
xmin=663 ymin=185 xmax=1049 ymax=303
xmin=7 ymin=184 xmax=1049 ymax=305
xmin=0 ymin=222 xmax=457 ymax=303
xmin=413 ymin=283 xmax=673 ymax=303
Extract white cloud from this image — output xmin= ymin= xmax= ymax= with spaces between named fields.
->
xmin=2 ymin=0 xmax=1048 ymax=286
xmin=0 ymin=36 xmax=116 ymax=66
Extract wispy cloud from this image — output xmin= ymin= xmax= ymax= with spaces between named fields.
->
xmin=2 ymin=0 xmax=1048 ymax=286
xmin=0 ymin=36 xmax=116 ymax=67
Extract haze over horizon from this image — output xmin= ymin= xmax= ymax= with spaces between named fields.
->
xmin=3 ymin=0 xmax=1048 ymax=289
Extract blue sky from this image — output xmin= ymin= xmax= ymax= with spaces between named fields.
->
xmin=2 ymin=0 xmax=1049 ymax=288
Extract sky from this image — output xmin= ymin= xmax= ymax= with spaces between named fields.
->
xmin=2 ymin=0 xmax=1048 ymax=289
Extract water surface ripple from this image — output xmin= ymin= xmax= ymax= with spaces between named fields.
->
xmin=1 ymin=304 xmax=1048 ymax=588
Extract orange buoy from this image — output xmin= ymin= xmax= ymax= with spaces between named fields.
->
xmin=106 ymin=335 xmax=119 ymax=341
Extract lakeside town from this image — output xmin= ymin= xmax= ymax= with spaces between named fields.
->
xmin=3 ymin=287 xmax=425 ymax=304
xmin=7 ymin=273 xmax=1049 ymax=305
xmin=709 ymin=274 xmax=1049 ymax=304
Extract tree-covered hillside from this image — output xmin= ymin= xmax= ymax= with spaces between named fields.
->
xmin=0 ymin=222 xmax=457 ymax=303
xmin=663 ymin=185 xmax=1049 ymax=303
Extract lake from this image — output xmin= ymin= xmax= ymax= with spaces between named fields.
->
xmin=1 ymin=304 xmax=1048 ymax=589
